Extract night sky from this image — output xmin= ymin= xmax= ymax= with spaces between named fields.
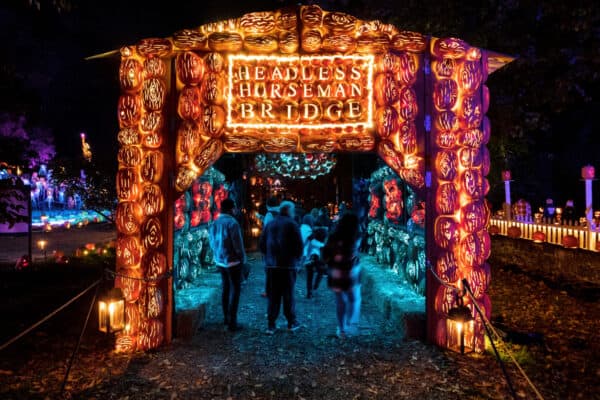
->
xmin=1 ymin=0 xmax=599 ymax=211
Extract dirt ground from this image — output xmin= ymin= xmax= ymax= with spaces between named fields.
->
xmin=0 ymin=235 xmax=598 ymax=399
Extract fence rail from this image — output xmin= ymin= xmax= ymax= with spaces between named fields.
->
xmin=489 ymin=218 xmax=600 ymax=252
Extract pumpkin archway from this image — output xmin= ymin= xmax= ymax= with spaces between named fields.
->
xmin=114 ymin=4 xmax=510 ymax=352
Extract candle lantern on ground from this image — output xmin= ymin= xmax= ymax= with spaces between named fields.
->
xmin=37 ymin=239 xmax=48 ymax=261
xmin=446 ymin=294 xmax=475 ymax=354
xmin=98 ymin=288 xmax=125 ymax=333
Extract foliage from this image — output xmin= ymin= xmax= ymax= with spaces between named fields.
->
xmin=49 ymin=156 xmax=116 ymax=221
xmin=0 ymin=113 xmax=55 ymax=170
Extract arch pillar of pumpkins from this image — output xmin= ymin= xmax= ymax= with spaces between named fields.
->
xmin=111 ymin=4 xmax=511 ymax=352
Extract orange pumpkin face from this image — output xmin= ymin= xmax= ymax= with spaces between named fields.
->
xmin=146 ymin=286 xmax=164 ymax=318
xmin=143 ymin=57 xmax=167 ymax=78
xmin=140 ymin=184 xmax=164 ymax=216
xmin=201 ymin=105 xmax=226 ymax=137
xmin=375 ymin=106 xmax=399 ymax=138
xmin=138 ymin=318 xmax=164 ymax=350
xmin=398 ymin=86 xmax=418 ymax=121
xmin=118 ymin=146 xmax=143 ymax=167
xmin=433 ymin=79 xmax=458 ymax=111
xmin=201 ymin=73 xmax=226 ymax=105
xmin=436 ymin=183 xmax=458 ymax=215
xmin=374 ymin=73 xmax=399 ymax=106
xmin=119 ymin=58 xmax=143 ymax=92
xmin=141 ymin=151 xmax=163 ymax=183
xmin=434 ymin=217 xmax=459 ymax=249
xmin=178 ymin=86 xmax=203 ymax=121
xmin=433 ymin=58 xmax=455 ymax=78
xmin=176 ymin=51 xmax=206 ymax=85
xmin=398 ymin=121 xmax=417 ymax=154
xmin=144 ymin=250 xmax=168 ymax=282
xmin=116 ymin=201 xmax=143 ymax=235
xmin=116 ymin=236 xmax=142 ymax=268
xmin=460 ymin=201 xmax=489 ymax=234
xmin=142 ymin=217 xmax=163 ymax=250
xmin=435 ymin=150 xmax=458 ymax=181
xmin=562 ymin=235 xmax=578 ymax=249
xmin=118 ymin=94 xmax=142 ymax=128
xmin=116 ymin=168 xmax=139 ymax=201
xmin=532 ymin=230 xmax=546 ymax=243
xmin=507 ymin=225 xmax=521 ymax=238
xmin=436 ymin=111 xmax=457 ymax=132
xmin=460 ymin=61 xmax=483 ymax=93
xmin=397 ymin=52 xmax=419 ymax=84
xmin=142 ymin=78 xmax=167 ymax=111
xmin=140 ymin=111 xmax=164 ymax=134
xmin=436 ymin=251 xmax=458 ymax=283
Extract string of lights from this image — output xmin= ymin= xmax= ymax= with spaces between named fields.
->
xmin=254 ymin=153 xmax=336 ymax=180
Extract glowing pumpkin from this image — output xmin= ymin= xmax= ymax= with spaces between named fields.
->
xmin=532 ymin=231 xmax=546 ymax=243
xmin=507 ymin=226 xmax=521 ymax=238
xmin=562 ymin=235 xmax=578 ymax=249
xmin=176 ymin=51 xmax=206 ymax=85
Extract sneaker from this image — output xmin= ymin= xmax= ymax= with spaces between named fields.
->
xmin=265 ymin=326 xmax=276 ymax=335
xmin=336 ymin=327 xmax=346 ymax=339
xmin=288 ymin=322 xmax=301 ymax=332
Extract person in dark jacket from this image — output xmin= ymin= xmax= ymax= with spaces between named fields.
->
xmin=208 ymin=198 xmax=246 ymax=332
xmin=259 ymin=200 xmax=303 ymax=334
xmin=322 ymin=212 xmax=362 ymax=339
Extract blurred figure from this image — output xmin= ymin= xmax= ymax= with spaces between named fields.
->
xmin=260 ymin=200 xmax=303 ymax=334
xmin=259 ymin=196 xmax=280 ymax=298
xmin=564 ymin=199 xmax=576 ymax=224
xmin=208 ymin=198 xmax=246 ymax=332
xmin=322 ymin=212 xmax=362 ymax=339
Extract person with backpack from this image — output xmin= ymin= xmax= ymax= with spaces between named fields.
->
xmin=322 ymin=212 xmax=362 ymax=338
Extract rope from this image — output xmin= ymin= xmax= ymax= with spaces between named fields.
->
xmin=105 ymin=268 xmax=171 ymax=282
xmin=0 ymin=279 xmax=102 ymax=352
xmin=463 ymin=280 xmax=545 ymax=400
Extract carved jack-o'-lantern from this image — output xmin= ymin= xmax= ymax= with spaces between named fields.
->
xmin=397 ymin=52 xmax=419 ymax=85
xmin=433 ymin=79 xmax=458 ymax=110
xmin=119 ymin=58 xmax=143 ymax=92
xmin=435 ymin=150 xmax=458 ymax=181
xmin=375 ymin=106 xmax=399 ymax=138
xmin=436 ymin=111 xmax=458 ymax=132
xmin=118 ymin=128 xmax=142 ymax=146
xmin=205 ymin=52 xmax=225 ymax=73
xmin=460 ymin=61 xmax=483 ymax=93
xmin=461 ymin=95 xmax=482 ymax=129
xmin=143 ymin=56 xmax=167 ymax=78
xmin=116 ymin=201 xmax=143 ymax=235
xmin=458 ymin=147 xmax=483 ymax=169
xmin=433 ymin=37 xmax=468 ymax=59
xmin=461 ymin=168 xmax=485 ymax=200
xmin=383 ymin=178 xmax=403 ymax=223
xmin=116 ymin=235 xmax=141 ymax=268
xmin=140 ymin=184 xmax=164 ymax=216
xmin=142 ymin=217 xmax=164 ymax=250
xmin=178 ymin=86 xmax=203 ymax=121
xmin=116 ymin=168 xmax=139 ymax=201
xmin=460 ymin=201 xmax=489 ymax=234
xmin=125 ymin=302 xmax=141 ymax=333
xmin=396 ymin=121 xmax=416 ymax=154
xmin=436 ymin=251 xmax=458 ymax=283
xmin=201 ymin=105 xmax=226 ymax=137
xmin=142 ymin=78 xmax=167 ymax=111
xmin=436 ymin=130 xmax=457 ymax=149
xmin=435 ymin=284 xmax=457 ymax=315
xmin=433 ymin=58 xmax=455 ymax=78
xmin=146 ymin=285 xmax=164 ymax=319
xmin=436 ymin=183 xmax=458 ymax=215
xmin=118 ymin=146 xmax=143 ymax=167
xmin=175 ymin=166 xmax=197 ymax=192
xmin=144 ymin=250 xmax=167 ymax=282
xmin=466 ymin=263 xmax=490 ymax=300
xmin=176 ymin=51 xmax=206 ymax=85
xmin=374 ymin=73 xmax=399 ymax=106
xmin=141 ymin=151 xmax=163 ymax=183
xmin=194 ymin=138 xmax=224 ymax=172
xmin=398 ymin=86 xmax=417 ymax=120
xmin=138 ymin=318 xmax=164 ymax=350
xmin=459 ymin=128 xmax=486 ymax=148
xmin=118 ymin=94 xmax=142 ymax=128
xmin=459 ymin=231 xmax=489 ymax=270
xmin=201 ymin=73 xmax=226 ymax=105
xmin=434 ymin=216 xmax=459 ymax=249
xmin=140 ymin=111 xmax=164 ymax=134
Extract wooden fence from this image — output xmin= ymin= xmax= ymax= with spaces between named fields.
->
xmin=489 ymin=217 xmax=600 ymax=252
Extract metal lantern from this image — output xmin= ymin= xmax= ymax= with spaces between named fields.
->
xmin=98 ymin=288 xmax=126 ymax=333
xmin=446 ymin=294 xmax=475 ymax=354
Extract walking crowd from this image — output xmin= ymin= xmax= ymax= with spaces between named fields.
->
xmin=208 ymin=196 xmax=362 ymax=338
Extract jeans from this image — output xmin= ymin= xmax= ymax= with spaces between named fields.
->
xmin=305 ymin=256 xmax=326 ymax=296
xmin=219 ymin=264 xmax=242 ymax=328
xmin=266 ymin=268 xmax=297 ymax=328
xmin=334 ymin=284 xmax=361 ymax=334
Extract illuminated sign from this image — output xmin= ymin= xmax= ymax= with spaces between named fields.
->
xmin=227 ymin=55 xmax=374 ymax=130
